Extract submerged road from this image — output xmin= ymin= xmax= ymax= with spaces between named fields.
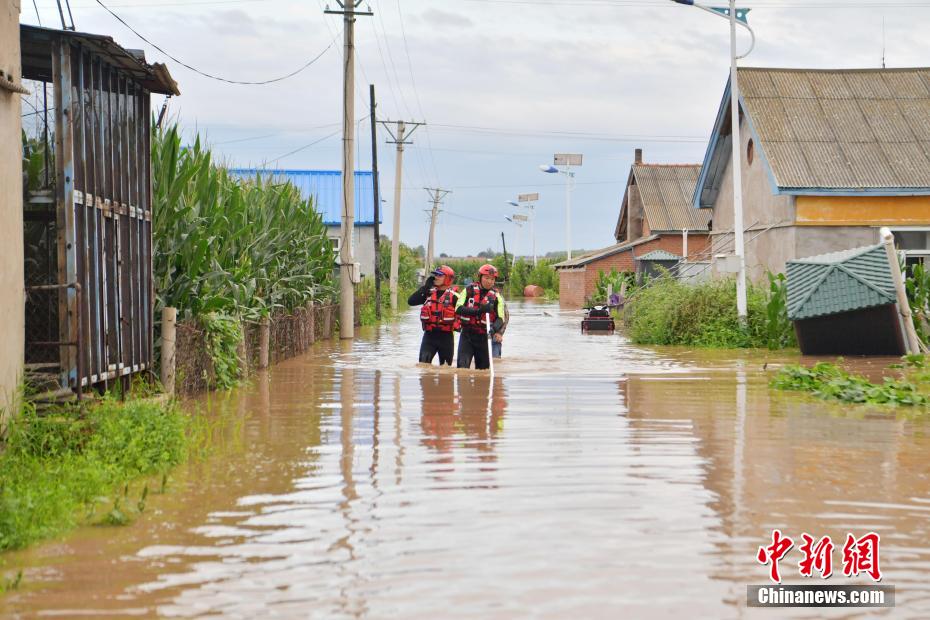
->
xmin=4 ymin=299 xmax=930 ymax=618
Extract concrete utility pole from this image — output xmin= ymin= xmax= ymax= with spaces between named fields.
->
xmin=380 ymin=119 xmax=424 ymax=310
xmin=424 ymin=187 xmax=451 ymax=274
xmin=727 ymin=0 xmax=748 ymax=321
xmin=670 ymin=0 xmax=755 ymax=320
xmin=325 ymin=1 xmax=372 ymax=339
xmin=369 ymin=85 xmax=382 ymax=320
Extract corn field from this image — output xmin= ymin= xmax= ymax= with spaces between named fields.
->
xmin=152 ymin=123 xmax=336 ymax=321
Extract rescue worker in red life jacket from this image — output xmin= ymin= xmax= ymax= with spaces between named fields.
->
xmin=455 ymin=264 xmax=506 ymax=370
xmin=408 ymin=265 xmax=459 ymax=365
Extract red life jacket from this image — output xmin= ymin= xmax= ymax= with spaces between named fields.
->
xmin=420 ymin=287 xmax=459 ymax=333
xmin=459 ymin=285 xmax=498 ymax=334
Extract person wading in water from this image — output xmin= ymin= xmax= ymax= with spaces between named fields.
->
xmin=408 ymin=265 xmax=459 ymax=365
xmin=455 ymin=264 xmax=506 ymax=370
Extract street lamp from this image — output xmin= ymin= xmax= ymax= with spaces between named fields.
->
xmin=671 ymin=0 xmax=754 ymax=320
xmin=539 ymin=154 xmax=582 ymax=261
xmin=504 ymin=215 xmax=525 ymax=270
xmin=507 ymin=195 xmax=539 ymax=266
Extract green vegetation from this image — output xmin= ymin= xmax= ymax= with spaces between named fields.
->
xmin=590 ymin=268 xmax=634 ymax=307
xmin=0 ymin=396 xmax=188 ymax=552
xmin=442 ymin=256 xmax=559 ymax=299
xmin=622 ymin=274 xmax=797 ymax=349
xmin=906 ymin=262 xmax=930 ymax=347
xmin=773 ymin=361 xmax=930 ymax=407
xmin=152 ymin=122 xmax=336 ymax=379
xmin=356 ymin=237 xmax=423 ymax=327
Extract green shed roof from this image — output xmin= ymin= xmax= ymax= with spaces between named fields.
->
xmin=786 ymin=244 xmax=896 ymax=321
xmin=635 ymin=249 xmax=681 ymax=262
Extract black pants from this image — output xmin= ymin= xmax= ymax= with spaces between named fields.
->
xmin=419 ymin=330 xmax=454 ymax=365
xmin=457 ymin=331 xmax=491 ymax=370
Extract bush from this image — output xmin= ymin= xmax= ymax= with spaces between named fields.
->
xmin=622 ymin=274 xmax=796 ymax=349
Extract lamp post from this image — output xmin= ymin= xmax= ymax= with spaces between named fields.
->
xmin=671 ymin=0 xmax=754 ymax=320
xmin=540 ymin=155 xmax=581 ymax=261
xmin=504 ymin=215 xmax=525 ymax=270
xmin=515 ymin=192 xmax=539 ymax=266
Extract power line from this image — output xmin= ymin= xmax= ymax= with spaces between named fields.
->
xmin=259 ymin=129 xmax=342 ymax=167
xmin=463 ymin=0 xmax=930 ymax=7
xmin=395 ymin=0 xmax=441 ymax=187
xmin=94 ymin=0 xmax=339 ymax=84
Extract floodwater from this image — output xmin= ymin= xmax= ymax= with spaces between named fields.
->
xmin=3 ymin=300 xmax=930 ymax=618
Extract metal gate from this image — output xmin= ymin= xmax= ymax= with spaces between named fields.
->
xmin=21 ymin=25 xmax=178 ymax=392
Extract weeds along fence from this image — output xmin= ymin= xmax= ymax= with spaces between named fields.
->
xmin=173 ymin=304 xmax=337 ymax=396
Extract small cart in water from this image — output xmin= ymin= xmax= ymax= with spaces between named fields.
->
xmin=581 ymin=306 xmax=615 ymax=333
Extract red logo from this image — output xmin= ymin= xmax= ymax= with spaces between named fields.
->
xmin=798 ymin=534 xmax=834 ymax=579
xmin=842 ymin=533 xmax=882 ymax=581
xmin=757 ymin=531 xmax=882 ymax=583
xmin=756 ymin=529 xmax=794 ymax=584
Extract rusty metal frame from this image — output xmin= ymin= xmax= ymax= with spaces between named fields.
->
xmin=34 ymin=36 xmax=155 ymax=394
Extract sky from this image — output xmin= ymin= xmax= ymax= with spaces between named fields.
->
xmin=20 ymin=0 xmax=930 ymax=257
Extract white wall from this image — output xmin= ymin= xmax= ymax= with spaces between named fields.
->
xmin=0 ymin=0 xmax=24 ymax=427
xmin=327 ymin=225 xmax=378 ymax=279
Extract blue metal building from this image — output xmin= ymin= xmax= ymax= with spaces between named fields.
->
xmin=229 ymin=169 xmax=382 ymax=278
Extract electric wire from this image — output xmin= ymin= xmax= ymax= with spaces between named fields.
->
xmin=395 ymin=0 xmax=441 ymax=187
xmin=94 ymin=0 xmax=339 ymax=84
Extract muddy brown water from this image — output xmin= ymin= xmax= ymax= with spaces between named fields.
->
xmin=3 ymin=300 xmax=930 ymax=618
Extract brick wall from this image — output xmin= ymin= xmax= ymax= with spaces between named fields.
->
xmin=556 ymin=233 xmax=711 ymax=308
xmin=558 ymin=269 xmax=586 ymax=307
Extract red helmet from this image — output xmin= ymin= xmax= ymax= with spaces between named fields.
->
xmin=431 ymin=265 xmax=455 ymax=280
xmin=478 ymin=264 xmax=499 ymax=277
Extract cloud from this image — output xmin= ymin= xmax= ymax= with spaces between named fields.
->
xmin=420 ymin=8 xmax=474 ymax=29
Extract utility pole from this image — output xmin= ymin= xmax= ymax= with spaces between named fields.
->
xmin=369 ymin=85 xmax=382 ymax=320
xmin=325 ymin=1 xmax=372 ymax=339
xmin=380 ymin=119 xmax=424 ymax=310
xmin=727 ymin=0 xmax=748 ymax=321
xmin=423 ymin=188 xmax=450 ymax=273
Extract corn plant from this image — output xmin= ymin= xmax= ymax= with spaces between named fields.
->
xmin=152 ymin=123 xmax=336 ymax=322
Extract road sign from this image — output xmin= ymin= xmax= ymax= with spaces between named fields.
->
xmin=554 ymin=153 xmax=583 ymax=167
xmin=512 ymin=214 xmax=529 ymax=222
xmin=518 ymin=192 xmax=539 ymax=203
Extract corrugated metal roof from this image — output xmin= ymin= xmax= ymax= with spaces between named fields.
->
xmin=740 ymin=67 xmax=930 ymax=191
xmin=553 ymin=235 xmax=660 ymax=269
xmin=635 ymin=249 xmax=681 ymax=262
xmin=21 ymin=25 xmax=179 ymax=95
xmin=228 ymin=169 xmax=381 ymax=226
xmin=631 ymin=165 xmax=711 ymax=232
xmin=786 ymin=244 xmax=896 ymax=320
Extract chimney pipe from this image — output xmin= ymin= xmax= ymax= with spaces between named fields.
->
xmin=634 ymin=148 xmax=643 ymax=164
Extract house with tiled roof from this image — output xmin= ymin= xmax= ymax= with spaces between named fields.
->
xmin=554 ymin=149 xmax=711 ymax=307
xmin=695 ymin=67 xmax=930 ymax=281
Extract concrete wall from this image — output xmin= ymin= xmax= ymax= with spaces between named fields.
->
xmin=795 ymin=226 xmax=879 ymax=258
xmin=1 ymin=0 xmax=24 ymax=426
xmin=327 ymin=224 xmax=377 ymax=279
xmin=710 ymin=112 xmax=797 ymax=279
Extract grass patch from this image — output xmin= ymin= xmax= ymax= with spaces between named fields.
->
xmin=772 ymin=361 xmax=930 ymax=407
xmin=0 ymin=396 xmax=189 ymax=553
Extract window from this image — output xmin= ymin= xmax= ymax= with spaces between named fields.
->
xmin=747 ymin=138 xmax=755 ymax=166
xmin=891 ymin=228 xmax=930 ymax=271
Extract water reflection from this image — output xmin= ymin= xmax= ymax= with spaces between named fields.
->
xmin=2 ymin=302 xmax=930 ymax=619
xmin=418 ymin=372 xmax=507 ymax=473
